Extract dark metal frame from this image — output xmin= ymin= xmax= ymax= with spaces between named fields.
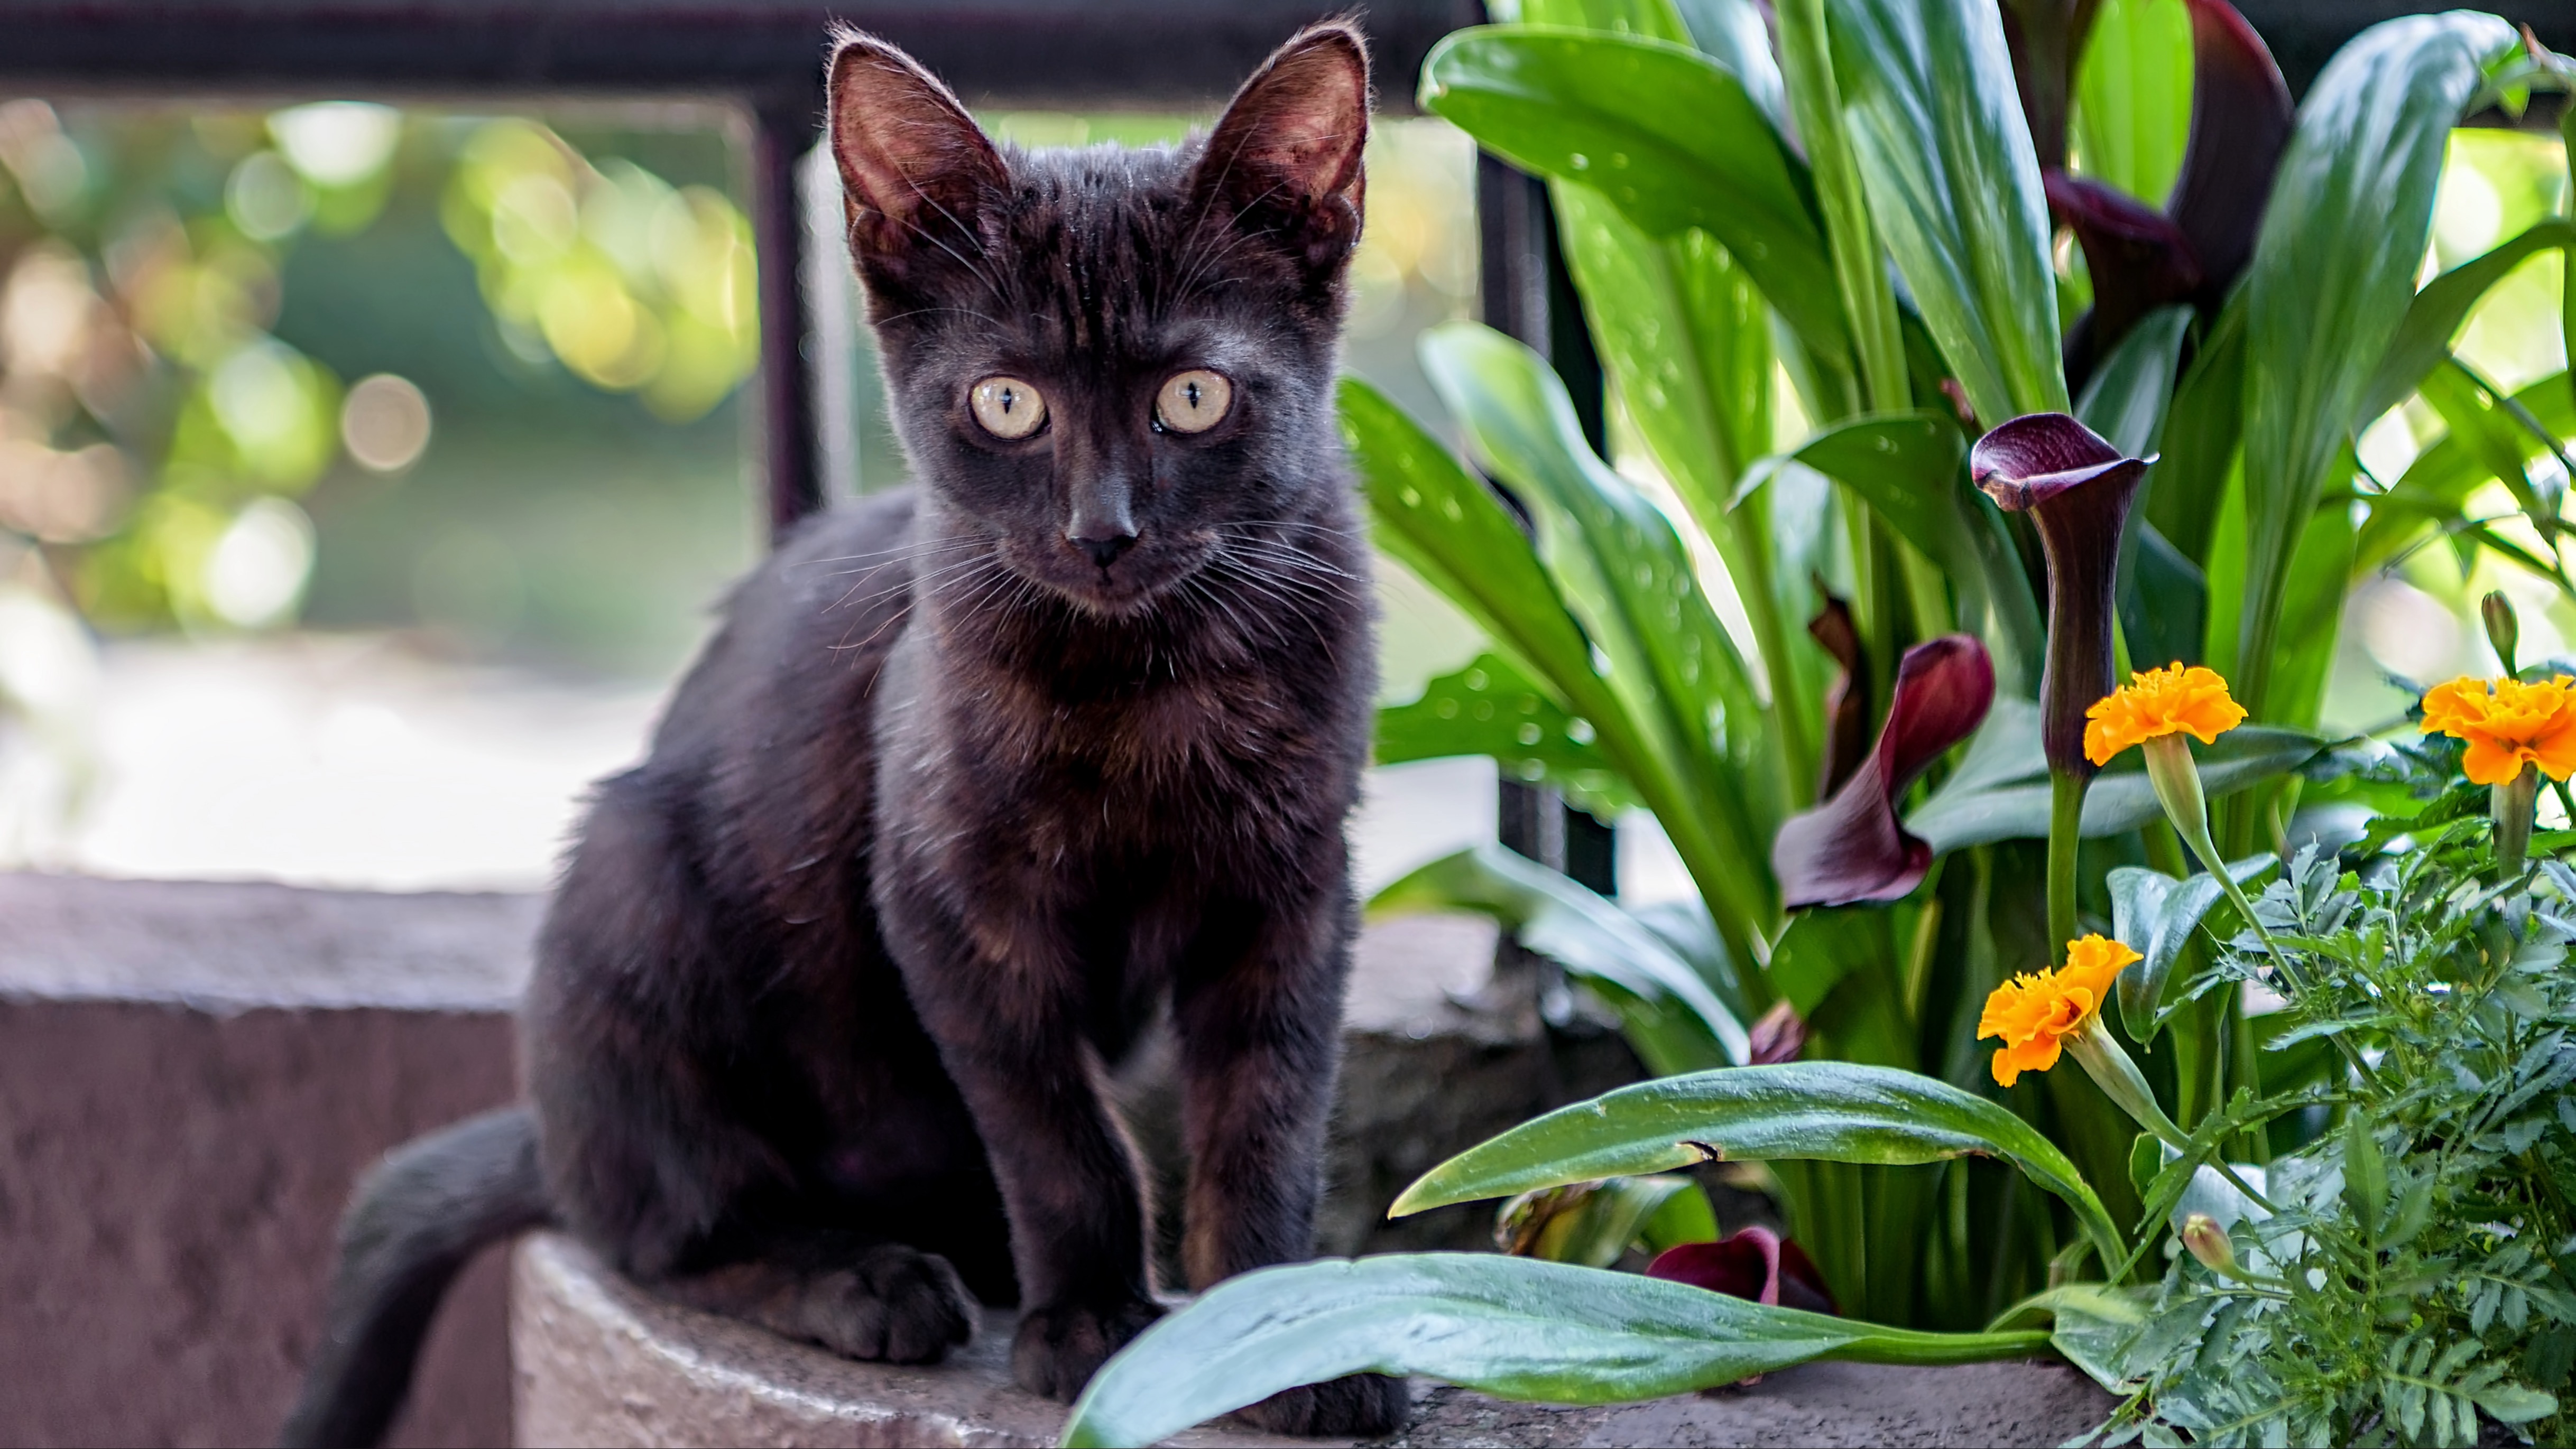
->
xmin=3 ymin=1 xmax=1474 ymax=539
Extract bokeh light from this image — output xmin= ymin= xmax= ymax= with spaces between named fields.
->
xmin=444 ymin=119 xmax=759 ymax=420
xmin=339 ymin=374 xmax=431 ymax=472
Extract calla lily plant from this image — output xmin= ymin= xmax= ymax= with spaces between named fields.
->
xmin=1056 ymin=0 xmax=2576 ymax=1445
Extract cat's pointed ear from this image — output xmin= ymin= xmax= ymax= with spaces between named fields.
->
xmin=826 ymin=27 xmax=1007 ymax=273
xmin=1190 ymin=23 xmax=1372 ymax=273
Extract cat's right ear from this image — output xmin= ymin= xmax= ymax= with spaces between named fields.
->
xmin=826 ymin=29 xmax=1006 ymax=276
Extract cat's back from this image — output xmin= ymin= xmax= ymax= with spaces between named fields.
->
xmin=649 ymin=488 xmax=922 ymax=763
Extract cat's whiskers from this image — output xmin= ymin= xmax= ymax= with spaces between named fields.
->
xmin=827 ymin=547 xmax=996 ymax=615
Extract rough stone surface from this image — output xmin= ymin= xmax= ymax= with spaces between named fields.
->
xmin=0 ymin=873 xmax=539 ymax=1449
xmin=1 ymin=873 xmax=1636 ymax=1447
xmin=516 ymin=1232 xmax=2119 ymax=1449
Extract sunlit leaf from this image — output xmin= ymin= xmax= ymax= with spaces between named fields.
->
xmin=2231 ymin=11 xmax=2516 ymax=719
xmin=1058 ymin=1254 xmax=2049 ymax=1448
xmin=1389 ymin=1061 xmax=2125 ymax=1267
xmin=1827 ymin=0 xmax=2068 ymax=424
xmin=1370 ymin=842 xmax=1748 ymax=1071
xmin=1418 ymin=28 xmax=1851 ymax=374
xmin=1377 ymin=653 xmax=1641 ymax=820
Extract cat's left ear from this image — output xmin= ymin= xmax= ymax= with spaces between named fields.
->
xmin=1190 ymin=23 xmax=1371 ymax=274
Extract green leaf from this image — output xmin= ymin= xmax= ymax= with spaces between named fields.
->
xmin=1906 ymin=698 xmax=2323 ymax=852
xmin=1548 ymin=186 xmax=1806 ymax=800
xmin=1825 ymin=0 xmax=2068 ymax=423
xmin=1345 ymin=374 xmax=1744 ymax=962
xmin=2079 ymin=303 xmax=2193 ymax=459
xmin=1058 ymin=1255 xmax=2051 ymax=1448
xmin=1377 ymin=653 xmax=1641 ymax=820
xmin=2471 ymin=1383 xmax=2560 ymax=1425
xmin=2147 ymin=295 xmax=2246 ymax=565
xmin=1517 ymin=0 xmax=1693 ymax=41
xmin=1521 ymin=1174 xmax=1695 ymax=1266
xmin=1768 ymin=907 xmax=1914 ymax=1069
xmin=1388 ymin=1062 xmax=2123 ymax=1268
xmin=2232 ymin=11 xmax=2517 ymax=719
xmin=1672 ymin=0 xmax=1785 ymax=122
xmin=1420 ymin=322 xmax=1773 ymax=933
xmin=2106 ymin=857 xmax=2270 ymax=1040
xmin=2070 ymin=0 xmax=2192 ymax=207
xmin=2355 ymin=369 xmax=2576 ymax=574
xmin=1370 ymin=843 xmax=1748 ymax=1071
xmin=1639 ymin=1177 xmax=1721 ymax=1251
xmin=1784 ymin=413 xmax=2044 ymax=682
xmin=1997 ymin=1284 xmax=2153 ymax=1392
xmin=2361 ymin=219 xmax=2576 ymax=424
xmin=1418 ymin=28 xmax=1852 ymax=373
xmin=2119 ymin=521 xmax=2206 ymax=672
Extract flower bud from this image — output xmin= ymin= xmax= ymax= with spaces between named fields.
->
xmin=2181 ymin=1212 xmax=2235 ymax=1275
xmin=2483 ymin=590 xmax=2520 ymax=677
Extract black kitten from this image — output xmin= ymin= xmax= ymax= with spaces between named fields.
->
xmin=280 ymin=22 xmax=1402 ymax=1445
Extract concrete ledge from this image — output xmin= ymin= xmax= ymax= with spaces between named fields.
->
xmin=514 ymin=1232 xmax=2119 ymax=1448
xmin=0 ymin=872 xmax=1637 ymax=1446
xmin=0 ymin=873 xmax=535 ymax=1449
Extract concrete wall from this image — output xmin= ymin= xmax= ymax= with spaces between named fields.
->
xmin=0 ymin=873 xmax=1633 ymax=1447
xmin=0 ymin=875 xmax=534 ymax=1448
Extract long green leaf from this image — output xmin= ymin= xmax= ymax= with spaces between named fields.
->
xmin=1376 ymin=653 xmax=1641 ymax=820
xmin=2078 ymin=303 xmax=2193 ymax=459
xmin=1904 ymin=696 xmax=2323 ymax=851
xmin=2355 ymin=369 xmax=2576 ymax=573
xmin=1389 ymin=1062 xmax=2124 ymax=1267
xmin=2360 ymin=219 xmax=2576 ymax=424
xmin=2147 ymin=294 xmax=2247 ymax=565
xmin=2232 ymin=11 xmax=2516 ymax=719
xmin=1420 ymin=322 xmax=1774 ymax=932
xmin=1550 ymin=187 xmax=1807 ymax=800
xmin=1058 ymin=1254 xmax=2052 ymax=1448
xmin=1826 ymin=0 xmax=2068 ymax=424
xmin=1371 ymin=843 xmax=1747 ymax=1071
xmin=2069 ymin=0 xmax=2192 ymax=207
xmin=1784 ymin=412 xmax=2043 ymax=680
xmin=1419 ymin=27 xmax=1852 ymax=374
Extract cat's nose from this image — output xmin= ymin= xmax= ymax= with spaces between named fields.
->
xmin=1072 ymin=530 xmax=1137 ymax=569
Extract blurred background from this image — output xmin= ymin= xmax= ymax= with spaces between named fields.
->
xmin=0 ymin=99 xmax=1514 ymax=898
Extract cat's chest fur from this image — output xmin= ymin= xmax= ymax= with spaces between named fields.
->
xmin=872 ymin=547 xmax=1364 ymax=903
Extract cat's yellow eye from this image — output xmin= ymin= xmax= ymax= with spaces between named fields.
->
xmin=1155 ymin=369 xmax=1233 ymax=434
xmin=968 ymin=377 xmax=1047 ymax=439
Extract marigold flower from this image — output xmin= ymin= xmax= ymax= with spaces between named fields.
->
xmin=2082 ymin=663 xmax=2247 ymax=766
xmin=2419 ymin=674 xmax=2576 ymax=786
xmin=1977 ymin=934 xmax=2141 ymax=1087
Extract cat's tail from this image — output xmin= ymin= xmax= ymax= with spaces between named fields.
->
xmin=279 ymin=1106 xmax=552 ymax=1448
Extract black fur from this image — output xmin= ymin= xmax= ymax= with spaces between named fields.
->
xmin=280 ymin=1110 xmax=547 ymax=1447
xmin=284 ymin=22 xmax=1405 ymax=1444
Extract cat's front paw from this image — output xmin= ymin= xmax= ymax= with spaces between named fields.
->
xmin=1233 ymin=1373 xmax=1412 ymax=1437
xmin=1010 ymin=1297 xmax=1165 ymax=1400
xmin=798 ymin=1244 xmax=976 ymax=1363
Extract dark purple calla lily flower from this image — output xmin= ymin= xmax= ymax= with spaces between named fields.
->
xmin=2025 ymin=0 xmax=2292 ymax=386
xmin=1646 ymin=1226 xmax=1840 ymax=1316
xmin=1808 ymin=591 xmax=1871 ymax=798
xmin=1772 ymin=635 xmax=1996 ymax=908
xmin=1971 ymin=414 xmax=2150 ymax=780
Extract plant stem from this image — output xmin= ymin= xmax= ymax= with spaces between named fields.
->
xmin=1772 ymin=0 xmax=1908 ymax=414
xmin=2049 ymin=770 xmax=2086 ymax=957
xmin=2495 ymin=764 xmax=2538 ymax=880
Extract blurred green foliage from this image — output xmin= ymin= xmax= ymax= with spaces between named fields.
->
xmin=0 ymin=98 xmax=761 ymax=670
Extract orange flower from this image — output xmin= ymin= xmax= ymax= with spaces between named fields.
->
xmin=2083 ymin=663 xmax=2248 ymax=767
xmin=1977 ymin=935 xmax=2141 ymax=1087
xmin=2420 ymin=675 xmax=2576 ymax=786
